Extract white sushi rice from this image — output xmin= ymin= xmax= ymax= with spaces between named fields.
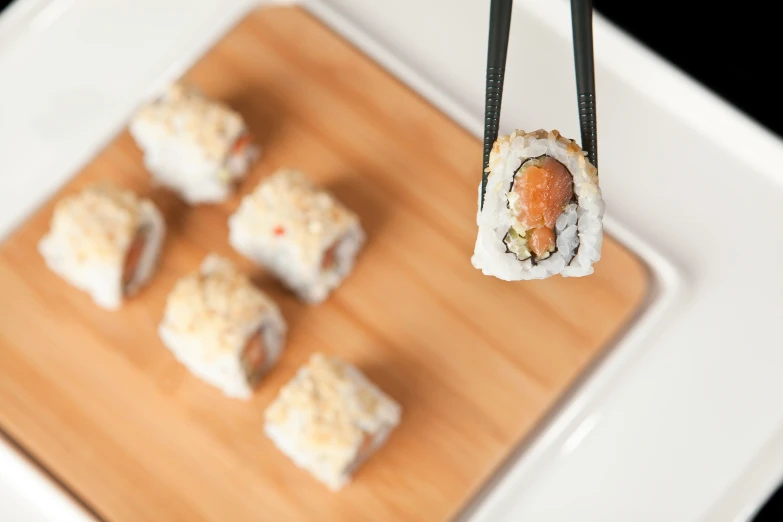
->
xmin=38 ymin=182 xmax=165 ymax=310
xmin=158 ymin=254 xmax=286 ymax=400
xmin=228 ymin=169 xmax=365 ymax=304
xmin=264 ymin=353 xmax=402 ymax=491
xmin=129 ymin=82 xmax=259 ymax=204
xmin=472 ymin=129 xmax=604 ymax=280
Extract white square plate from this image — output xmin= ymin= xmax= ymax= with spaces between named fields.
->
xmin=1 ymin=1 xmax=782 ymax=521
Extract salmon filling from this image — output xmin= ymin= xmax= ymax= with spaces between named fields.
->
xmin=241 ymin=330 xmax=268 ymax=387
xmin=321 ymin=241 xmax=340 ymax=272
xmin=122 ymin=227 xmax=148 ymax=293
xmin=505 ymin=156 xmax=574 ymax=261
xmin=219 ymin=133 xmax=253 ymax=184
xmin=231 ymin=133 xmax=252 ymax=157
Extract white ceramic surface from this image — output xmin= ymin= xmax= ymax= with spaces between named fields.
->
xmin=1 ymin=1 xmax=782 ymax=521
xmin=0 ymin=440 xmax=93 ymax=522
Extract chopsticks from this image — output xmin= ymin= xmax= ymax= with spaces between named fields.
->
xmin=480 ymin=0 xmax=598 ymax=210
xmin=571 ymin=0 xmax=598 ymax=170
xmin=481 ymin=0 xmax=513 ymax=210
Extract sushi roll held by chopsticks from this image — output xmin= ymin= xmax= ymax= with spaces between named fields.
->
xmin=129 ymin=82 xmax=259 ymax=204
xmin=264 ymin=353 xmax=402 ymax=491
xmin=38 ymin=182 xmax=165 ymax=310
xmin=158 ymin=254 xmax=286 ymax=400
xmin=472 ymin=129 xmax=604 ymax=280
xmin=228 ymin=169 xmax=365 ymax=304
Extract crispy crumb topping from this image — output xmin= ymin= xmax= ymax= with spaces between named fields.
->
xmin=236 ymin=169 xmax=359 ymax=264
xmin=46 ymin=182 xmax=142 ymax=262
xmin=265 ymin=353 xmax=399 ymax=463
xmin=161 ymin=255 xmax=276 ymax=357
xmin=133 ymin=82 xmax=247 ymax=161
xmin=487 ymin=129 xmax=598 ymax=185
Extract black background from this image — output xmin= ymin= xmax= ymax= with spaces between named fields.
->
xmin=0 ymin=0 xmax=780 ymax=518
xmin=593 ymin=0 xmax=781 ymax=138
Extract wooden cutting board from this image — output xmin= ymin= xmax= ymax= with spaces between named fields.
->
xmin=0 ymin=6 xmax=649 ymax=522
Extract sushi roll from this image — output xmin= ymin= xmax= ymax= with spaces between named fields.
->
xmin=129 ymin=82 xmax=259 ymax=204
xmin=228 ymin=169 xmax=365 ymax=304
xmin=264 ymin=352 xmax=401 ymax=491
xmin=38 ymin=182 xmax=165 ymax=310
xmin=158 ymin=254 xmax=286 ymax=399
xmin=472 ymin=129 xmax=604 ymax=280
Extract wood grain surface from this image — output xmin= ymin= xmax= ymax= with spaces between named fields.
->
xmin=0 ymin=6 xmax=649 ymax=522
